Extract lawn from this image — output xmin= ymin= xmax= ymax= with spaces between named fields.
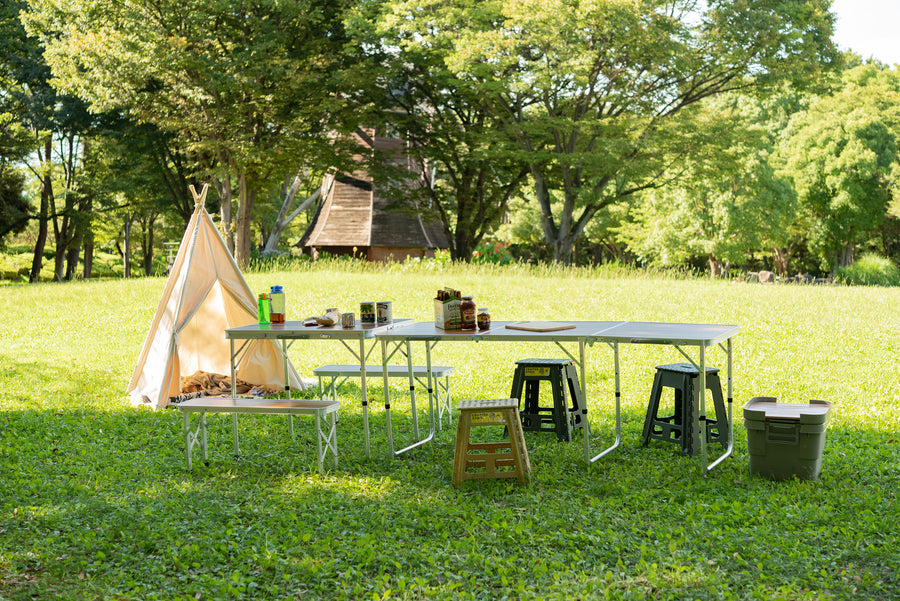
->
xmin=1 ymin=260 xmax=898 ymax=600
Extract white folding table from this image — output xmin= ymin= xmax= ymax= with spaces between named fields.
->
xmin=377 ymin=320 xmax=739 ymax=474
xmin=225 ymin=319 xmax=414 ymax=459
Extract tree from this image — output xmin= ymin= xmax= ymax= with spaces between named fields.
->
xmin=365 ymin=9 xmax=528 ymax=261
xmin=781 ymin=64 xmax=900 ymax=274
xmin=25 ymin=0 xmax=362 ymax=268
xmin=617 ymin=91 xmax=801 ymax=277
xmin=385 ymin=0 xmax=838 ymax=264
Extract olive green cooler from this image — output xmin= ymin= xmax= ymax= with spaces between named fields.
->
xmin=743 ymin=397 xmax=831 ymax=481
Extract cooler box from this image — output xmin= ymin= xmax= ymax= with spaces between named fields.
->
xmin=743 ymin=397 xmax=831 ymax=481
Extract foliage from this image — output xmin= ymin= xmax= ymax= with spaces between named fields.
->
xmin=617 ymin=92 xmax=800 ymax=277
xmin=383 ymin=0 xmax=838 ymax=264
xmin=779 ymin=64 xmax=900 ymax=273
xmin=2 ymin=263 xmax=899 ymax=599
xmin=24 ymin=0 xmax=364 ymax=269
xmin=835 ymin=253 xmax=900 ymax=286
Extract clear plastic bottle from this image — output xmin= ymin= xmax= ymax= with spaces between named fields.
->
xmin=257 ymin=293 xmax=271 ymax=325
xmin=269 ymin=285 xmax=285 ymax=323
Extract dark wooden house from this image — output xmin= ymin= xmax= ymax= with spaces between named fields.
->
xmin=300 ymin=129 xmax=449 ymax=262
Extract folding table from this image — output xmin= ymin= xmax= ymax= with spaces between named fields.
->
xmin=377 ymin=320 xmax=739 ymax=474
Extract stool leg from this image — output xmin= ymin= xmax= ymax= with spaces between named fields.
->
xmin=549 ymin=367 xmax=571 ymax=442
xmin=452 ymin=410 xmax=473 ymax=488
xmin=642 ymin=370 xmax=665 ymax=445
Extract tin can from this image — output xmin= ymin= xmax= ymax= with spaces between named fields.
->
xmin=360 ymin=301 xmax=376 ymax=324
xmin=376 ymin=301 xmax=393 ymax=325
xmin=341 ymin=312 xmax=356 ymax=328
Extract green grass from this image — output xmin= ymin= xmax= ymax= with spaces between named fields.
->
xmin=1 ymin=262 xmax=898 ymax=600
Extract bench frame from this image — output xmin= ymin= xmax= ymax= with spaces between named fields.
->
xmin=313 ymin=364 xmax=454 ymax=431
xmin=176 ymin=397 xmax=339 ymax=474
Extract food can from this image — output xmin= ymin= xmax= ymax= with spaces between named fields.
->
xmin=376 ymin=301 xmax=393 ymax=325
xmin=341 ymin=312 xmax=356 ymax=328
xmin=360 ymin=301 xmax=376 ymax=324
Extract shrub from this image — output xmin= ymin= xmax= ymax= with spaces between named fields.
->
xmin=836 ymin=253 xmax=900 ymax=286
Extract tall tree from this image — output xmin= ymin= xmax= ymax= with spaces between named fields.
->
xmin=780 ymin=64 xmax=900 ymax=274
xmin=385 ymin=0 xmax=838 ymax=264
xmin=367 ymin=9 xmax=528 ymax=261
xmin=25 ymin=0 xmax=361 ymax=268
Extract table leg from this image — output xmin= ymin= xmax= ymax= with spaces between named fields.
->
xmin=382 ymin=338 xmax=395 ymax=455
xmin=580 ymin=340 xmax=591 ymax=463
xmin=706 ymin=338 xmax=735 ymax=472
xmin=360 ymin=337 xmax=371 ymax=459
xmin=406 ymin=339 xmax=420 ymax=439
xmin=589 ymin=341 xmax=621 ymax=463
xmin=699 ymin=344 xmax=708 ymax=474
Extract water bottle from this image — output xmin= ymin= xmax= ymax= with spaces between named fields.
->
xmin=269 ymin=285 xmax=285 ymax=323
xmin=257 ymin=293 xmax=271 ymax=325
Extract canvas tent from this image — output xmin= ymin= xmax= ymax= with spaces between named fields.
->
xmin=127 ymin=184 xmax=304 ymax=409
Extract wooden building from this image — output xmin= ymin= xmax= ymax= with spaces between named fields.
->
xmin=300 ymin=129 xmax=449 ymax=262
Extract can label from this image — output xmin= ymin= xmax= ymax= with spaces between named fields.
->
xmin=360 ymin=301 xmax=376 ymax=324
xmin=341 ymin=312 xmax=356 ymax=328
xmin=376 ymin=301 xmax=393 ymax=325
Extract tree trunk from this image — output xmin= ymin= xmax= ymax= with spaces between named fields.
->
xmin=141 ymin=214 xmax=156 ymax=276
xmin=235 ymin=173 xmax=258 ymax=269
xmin=123 ymin=216 xmax=134 ymax=278
xmin=82 ymin=230 xmax=94 ymax=279
xmin=81 ymin=192 xmax=94 ymax=279
xmin=263 ymin=174 xmax=324 ymax=254
xmin=214 ymin=174 xmax=235 ymax=255
xmin=30 ymin=137 xmax=53 ymax=283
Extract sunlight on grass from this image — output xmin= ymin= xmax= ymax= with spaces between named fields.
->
xmin=1 ymin=262 xmax=898 ymax=599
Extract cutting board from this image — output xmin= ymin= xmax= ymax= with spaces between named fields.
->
xmin=505 ymin=321 xmax=577 ymax=333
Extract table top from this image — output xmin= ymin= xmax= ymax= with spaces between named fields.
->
xmin=226 ymin=318 xmax=415 ymax=340
xmin=374 ymin=320 xmax=739 ymax=346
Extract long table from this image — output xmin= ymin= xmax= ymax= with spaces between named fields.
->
xmin=225 ymin=319 xmax=414 ymax=459
xmin=376 ymin=320 xmax=738 ymax=474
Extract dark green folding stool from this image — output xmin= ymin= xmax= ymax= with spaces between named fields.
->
xmin=510 ymin=358 xmax=585 ymax=442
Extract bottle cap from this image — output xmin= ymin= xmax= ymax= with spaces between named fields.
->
xmin=271 ymin=285 xmax=283 ymax=293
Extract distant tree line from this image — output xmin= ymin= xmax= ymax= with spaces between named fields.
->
xmin=2 ymin=0 xmax=896 ymax=280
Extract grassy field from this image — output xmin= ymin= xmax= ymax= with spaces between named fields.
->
xmin=1 ymin=260 xmax=898 ymax=600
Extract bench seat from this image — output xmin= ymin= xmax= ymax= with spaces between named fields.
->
xmin=177 ymin=397 xmax=339 ymax=473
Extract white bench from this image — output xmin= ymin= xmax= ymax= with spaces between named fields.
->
xmin=313 ymin=364 xmax=455 ymax=430
xmin=176 ymin=397 xmax=339 ymax=474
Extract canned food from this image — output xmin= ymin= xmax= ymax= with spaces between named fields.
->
xmin=341 ymin=312 xmax=356 ymax=328
xmin=360 ymin=301 xmax=376 ymax=324
xmin=376 ymin=301 xmax=393 ymax=325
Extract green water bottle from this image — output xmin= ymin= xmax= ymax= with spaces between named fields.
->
xmin=257 ymin=293 xmax=271 ymax=325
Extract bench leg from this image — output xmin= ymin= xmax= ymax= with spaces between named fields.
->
xmin=231 ymin=414 xmax=240 ymax=456
xmin=183 ymin=412 xmax=194 ymax=470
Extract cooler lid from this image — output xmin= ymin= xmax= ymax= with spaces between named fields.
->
xmin=743 ymin=397 xmax=831 ymax=424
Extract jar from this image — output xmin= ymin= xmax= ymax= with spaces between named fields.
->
xmin=269 ymin=285 xmax=285 ymax=323
xmin=460 ymin=296 xmax=477 ymax=330
xmin=477 ymin=307 xmax=491 ymax=330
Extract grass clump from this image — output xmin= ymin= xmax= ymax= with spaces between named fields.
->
xmin=835 ymin=253 xmax=900 ymax=287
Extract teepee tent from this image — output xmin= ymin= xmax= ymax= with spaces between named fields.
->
xmin=127 ymin=184 xmax=303 ymax=409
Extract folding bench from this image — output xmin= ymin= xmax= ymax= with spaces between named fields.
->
xmin=177 ymin=397 xmax=339 ymax=474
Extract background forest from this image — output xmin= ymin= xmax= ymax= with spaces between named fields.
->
xmin=1 ymin=0 xmax=899 ymax=283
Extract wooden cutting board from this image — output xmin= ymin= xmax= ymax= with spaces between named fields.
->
xmin=505 ymin=321 xmax=577 ymax=332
